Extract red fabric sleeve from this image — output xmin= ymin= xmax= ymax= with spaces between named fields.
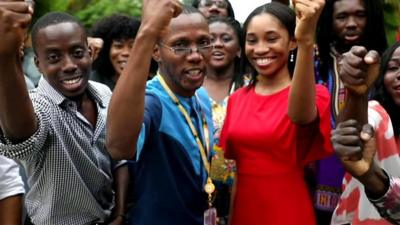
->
xmin=297 ymin=84 xmax=334 ymax=165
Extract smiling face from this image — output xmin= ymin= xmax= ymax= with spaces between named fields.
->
xmin=109 ymin=39 xmax=134 ymax=78
xmin=209 ymin=21 xmax=240 ymax=71
xmin=384 ymin=46 xmax=400 ymax=106
xmin=155 ymin=13 xmax=211 ymax=97
xmin=332 ymin=0 xmax=366 ymax=46
xmin=245 ymin=13 xmax=295 ymax=78
xmin=34 ymin=22 xmax=91 ymax=98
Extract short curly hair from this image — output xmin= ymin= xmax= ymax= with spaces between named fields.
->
xmin=90 ymin=14 xmax=141 ymax=80
xmin=32 ymin=12 xmax=85 ymax=54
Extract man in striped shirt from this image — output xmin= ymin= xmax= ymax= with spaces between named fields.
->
xmin=0 ymin=3 xmax=127 ymax=225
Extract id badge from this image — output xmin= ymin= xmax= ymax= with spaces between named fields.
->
xmin=204 ymin=207 xmax=217 ymax=225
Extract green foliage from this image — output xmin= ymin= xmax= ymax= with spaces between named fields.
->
xmin=384 ymin=0 xmax=400 ymax=44
xmin=182 ymin=0 xmax=194 ymax=5
xmin=74 ymin=0 xmax=142 ymax=29
xmin=32 ymin=0 xmax=142 ymax=29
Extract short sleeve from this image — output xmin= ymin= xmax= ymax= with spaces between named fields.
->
xmin=0 ymin=156 xmax=25 ymax=200
xmin=134 ymin=93 xmax=162 ymax=162
xmin=297 ymin=84 xmax=333 ymax=164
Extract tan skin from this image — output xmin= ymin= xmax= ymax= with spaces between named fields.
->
xmin=0 ymin=2 xmax=127 ymax=224
xmin=0 ymin=195 xmax=23 ymax=225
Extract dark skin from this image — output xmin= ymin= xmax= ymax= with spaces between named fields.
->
xmin=0 ymin=195 xmax=23 ymax=225
xmin=0 ymin=0 xmax=36 ymax=142
xmin=111 ymin=165 xmax=129 ymax=224
xmin=106 ymin=0 xmax=184 ymax=160
xmin=33 ymin=22 xmax=97 ymax=127
xmin=333 ymin=45 xmax=389 ymax=198
xmin=0 ymin=1 xmax=127 ymax=224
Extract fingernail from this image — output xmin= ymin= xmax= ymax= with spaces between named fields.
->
xmin=360 ymin=131 xmax=371 ymax=141
xmin=26 ymin=0 xmax=34 ymax=13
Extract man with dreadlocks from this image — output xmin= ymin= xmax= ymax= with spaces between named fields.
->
xmin=312 ymin=0 xmax=388 ymax=224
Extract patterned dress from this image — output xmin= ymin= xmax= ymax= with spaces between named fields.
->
xmin=332 ymin=101 xmax=400 ymax=225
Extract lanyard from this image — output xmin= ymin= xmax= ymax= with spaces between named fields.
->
xmin=158 ymin=75 xmax=211 ymax=176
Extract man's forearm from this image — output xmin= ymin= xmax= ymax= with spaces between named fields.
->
xmin=0 ymin=58 xmax=37 ymax=142
xmin=0 ymin=194 xmax=23 ymax=225
xmin=112 ymin=164 xmax=129 ymax=218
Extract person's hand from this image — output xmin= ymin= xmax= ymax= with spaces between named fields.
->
xmin=141 ymin=0 xmax=182 ymax=38
xmin=87 ymin=37 xmax=103 ymax=61
xmin=331 ymin=119 xmax=376 ymax=178
xmin=293 ymin=0 xmax=325 ymax=45
xmin=0 ymin=0 xmax=33 ymax=57
xmin=339 ymin=46 xmax=380 ymax=95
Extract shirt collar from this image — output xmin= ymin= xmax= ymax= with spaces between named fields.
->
xmin=36 ymin=77 xmax=107 ymax=108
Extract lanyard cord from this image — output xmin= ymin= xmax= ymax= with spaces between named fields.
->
xmin=158 ymin=75 xmax=211 ymax=176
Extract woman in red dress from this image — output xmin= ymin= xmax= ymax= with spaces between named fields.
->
xmin=220 ymin=1 xmax=333 ymax=225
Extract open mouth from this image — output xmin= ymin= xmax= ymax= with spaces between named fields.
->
xmin=62 ymin=76 xmax=81 ymax=84
xmin=118 ymin=61 xmax=127 ymax=71
xmin=344 ymin=34 xmax=360 ymax=42
xmin=211 ymin=51 xmax=225 ymax=60
xmin=255 ymin=57 xmax=274 ymax=67
xmin=185 ymin=68 xmax=204 ymax=81
xmin=61 ymin=75 xmax=83 ymax=90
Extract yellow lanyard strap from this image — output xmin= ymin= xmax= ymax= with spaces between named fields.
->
xmin=158 ymin=75 xmax=211 ymax=175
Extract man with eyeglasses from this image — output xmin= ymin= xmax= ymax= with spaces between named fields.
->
xmin=192 ymin=0 xmax=236 ymax=19
xmin=107 ymin=0 xmax=216 ymax=224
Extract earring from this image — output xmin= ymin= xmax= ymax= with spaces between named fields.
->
xmin=290 ymin=51 xmax=294 ymax=63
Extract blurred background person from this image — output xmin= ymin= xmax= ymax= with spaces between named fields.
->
xmin=313 ymin=0 xmax=388 ymax=224
xmin=202 ymin=15 xmax=245 ymax=225
xmin=89 ymin=14 xmax=141 ymax=90
xmin=192 ymin=0 xmax=236 ymax=19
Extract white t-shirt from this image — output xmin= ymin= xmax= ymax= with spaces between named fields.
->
xmin=0 ymin=155 xmax=25 ymax=200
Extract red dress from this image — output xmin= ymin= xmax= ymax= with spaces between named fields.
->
xmin=220 ymin=85 xmax=333 ymax=225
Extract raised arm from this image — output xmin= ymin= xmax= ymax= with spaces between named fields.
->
xmin=333 ymin=47 xmax=388 ymax=197
xmin=337 ymin=46 xmax=380 ymax=124
xmin=288 ymin=0 xmax=325 ymax=124
xmin=106 ymin=0 xmax=182 ymax=160
xmin=0 ymin=1 xmax=37 ymax=142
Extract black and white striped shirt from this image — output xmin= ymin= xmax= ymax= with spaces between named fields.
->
xmin=0 ymin=78 xmax=117 ymax=225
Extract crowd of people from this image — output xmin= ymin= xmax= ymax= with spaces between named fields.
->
xmin=0 ymin=0 xmax=399 ymax=225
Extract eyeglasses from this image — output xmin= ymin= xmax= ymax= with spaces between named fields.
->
xmin=158 ymin=42 xmax=214 ymax=57
xmin=200 ymin=0 xmax=228 ymax=9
